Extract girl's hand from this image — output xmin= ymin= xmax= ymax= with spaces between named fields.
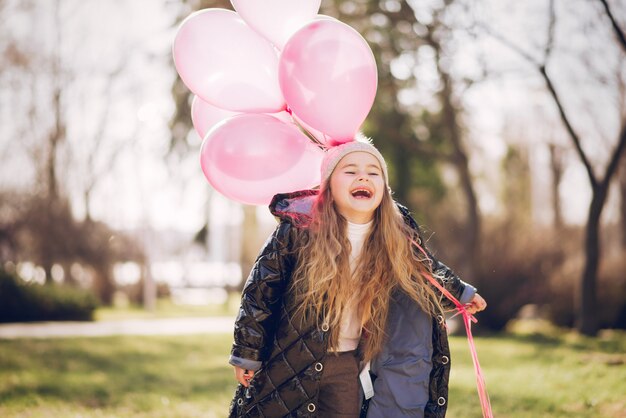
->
xmin=234 ymin=366 xmax=255 ymax=387
xmin=465 ymin=293 xmax=487 ymax=315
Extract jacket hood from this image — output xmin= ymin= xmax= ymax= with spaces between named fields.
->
xmin=269 ymin=189 xmax=318 ymax=225
xmin=268 ymin=188 xmax=417 ymax=228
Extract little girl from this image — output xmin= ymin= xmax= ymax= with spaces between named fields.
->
xmin=228 ymin=140 xmax=486 ymax=417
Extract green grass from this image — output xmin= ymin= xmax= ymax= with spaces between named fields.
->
xmin=0 ymin=334 xmax=235 ymax=418
xmin=0 ymin=330 xmax=624 ymax=417
xmin=446 ymin=330 xmax=626 ymax=418
xmin=95 ymin=294 xmax=240 ymax=321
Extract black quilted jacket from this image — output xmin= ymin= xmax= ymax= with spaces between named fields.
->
xmin=229 ymin=190 xmax=469 ymax=418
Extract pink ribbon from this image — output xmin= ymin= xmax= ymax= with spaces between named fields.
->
xmin=411 ymin=238 xmax=494 ymax=418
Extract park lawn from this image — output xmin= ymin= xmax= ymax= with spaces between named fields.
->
xmin=95 ymin=294 xmax=241 ymax=321
xmin=0 ymin=331 xmax=624 ymax=418
xmin=447 ymin=330 xmax=626 ymax=417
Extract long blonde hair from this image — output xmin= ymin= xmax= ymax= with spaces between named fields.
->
xmin=291 ymin=182 xmax=444 ymax=362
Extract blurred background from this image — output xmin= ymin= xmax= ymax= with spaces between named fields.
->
xmin=1 ymin=1 xmax=625 ymax=417
xmin=1 ymin=0 xmax=625 ymax=344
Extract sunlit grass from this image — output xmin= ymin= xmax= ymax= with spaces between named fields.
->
xmin=0 ymin=330 xmax=624 ymax=417
xmin=0 ymin=334 xmax=235 ymax=418
xmin=95 ymin=293 xmax=240 ymax=321
xmin=446 ymin=329 xmax=626 ymax=418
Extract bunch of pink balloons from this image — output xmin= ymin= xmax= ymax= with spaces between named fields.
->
xmin=173 ymin=0 xmax=378 ymax=205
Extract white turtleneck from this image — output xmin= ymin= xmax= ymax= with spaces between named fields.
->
xmin=335 ymin=220 xmax=373 ymax=352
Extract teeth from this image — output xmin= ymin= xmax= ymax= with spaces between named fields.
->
xmin=351 ymin=189 xmax=372 ymax=198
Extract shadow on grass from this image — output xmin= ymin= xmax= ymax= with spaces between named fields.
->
xmin=497 ymin=330 xmax=626 ymax=355
xmin=498 ymin=332 xmax=563 ymax=347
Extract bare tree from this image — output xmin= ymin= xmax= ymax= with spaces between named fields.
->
xmin=424 ymin=12 xmax=481 ymax=279
xmin=79 ymin=80 xmax=138 ymax=222
xmin=0 ymin=0 xmax=160 ymax=304
xmin=481 ymin=0 xmax=626 ymax=335
xmin=602 ymin=0 xmax=626 ymax=249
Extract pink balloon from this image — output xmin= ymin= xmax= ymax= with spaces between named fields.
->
xmin=279 ymin=20 xmax=378 ymax=142
xmin=200 ymin=114 xmax=323 ymax=205
xmin=192 ymin=96 xmax=292 ymax=140
xmin=231 ymin=0 xmax=321 ymax=49
xmin=173 ymin=9 xmax=285 ymax=112
xmin=270 ymin=110 xmax=294 ymax=125
xmin=315 ymin=14 xmax=337 ymax=21
xmin=191 ymin=96 xmax=238 ymax=140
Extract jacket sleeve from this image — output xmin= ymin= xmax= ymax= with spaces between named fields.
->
xmin=399 ymin=205 xmax=477 ymax=310
xmin=230 ymin=221 xmax=292 ymax=363
xmin=426 ymin=251 xmax=476 ymax=309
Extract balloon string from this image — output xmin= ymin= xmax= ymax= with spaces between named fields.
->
xmin=410 ymin=238 xmax=494 ymax=418
xmin=287 ymin=110 xmax=327 ymax=149
xmin=285 ymin=105 xmax=332 ymax=148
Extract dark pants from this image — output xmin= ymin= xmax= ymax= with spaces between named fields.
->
xmin=317 ymin=350 xmax=360 ymax=417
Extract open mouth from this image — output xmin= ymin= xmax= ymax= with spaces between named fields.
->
xmin=350 ymin=188 xmax=373 ymax=199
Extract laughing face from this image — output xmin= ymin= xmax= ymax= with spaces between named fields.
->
xmin=329 ymin=151 xmax=385 ymax=224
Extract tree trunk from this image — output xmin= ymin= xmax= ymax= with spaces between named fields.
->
xmin=238 ymin=205 xmax=258 ymax=292
xmin=620 ymin=159 xmax=626 ymax=249
xmin=94 ymin=267 xmax=115 ymax=306
xmin=41 ymin=196 xmax=56 ymax=285
xmin=451 ymin=144 xmax=480 ymax=280
xmin=579 ymin=185 xmax=608 ymax=335
xmin=143 ymin=262 xmax=156 ymax=312
xmin=45 ymin=0 xmax=65 ymax=201
xmin=439 ymin=65 xmax=480 ymax=280
xmin=392 ymin=131 xmax=412 ymax=205
xmin=549 ymin=144 xmax=564 ymax=231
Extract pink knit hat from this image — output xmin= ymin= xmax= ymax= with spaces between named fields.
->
xmin=320 ymin=139 xmax=388 ymax=185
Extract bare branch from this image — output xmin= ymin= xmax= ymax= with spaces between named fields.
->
xmin=599 ymin=0 xmax=626 ymax=53
xmin=544 ymin=0 xmax=556 ymax=62
xmin=476 ymin=22 xmax=541 ymax=67
xmin=601 ymin=123 xmax=626 ymax=188
xmin=539 ymin=66 xmax=598 ymax=188
xmin=480 ymin=16 xmax=599 ymax=187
